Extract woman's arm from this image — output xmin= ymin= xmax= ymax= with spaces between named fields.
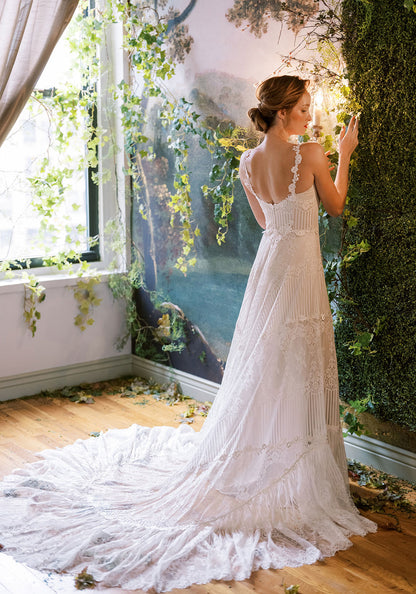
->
xmin=307 ymin=116 xmax=359 ymax=217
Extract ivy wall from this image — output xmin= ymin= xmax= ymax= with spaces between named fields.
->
xmin=337 ymin=0 xmax=416 ymax=430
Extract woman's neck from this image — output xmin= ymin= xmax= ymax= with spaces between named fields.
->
xmin=264 ymin=125 xmax=291 ymax=144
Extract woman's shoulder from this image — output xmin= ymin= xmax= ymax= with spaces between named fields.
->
xmin=299 ymin=140 xmax=325 ymax=164
xmin=239 ymin=146 xmax=260 ymax=172
xmin=239 ymin=148 xmax=250 ymax=171
xmin=299 ymin=140 xmax=323 ymax=154
xmin=239 ymin=148 xmax=255 ymax=180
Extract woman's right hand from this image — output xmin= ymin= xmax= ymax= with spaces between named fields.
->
xmin=339 ymin=115 xmax=359 ymax=159
xmin=308 ymin=114 xmax=359 ymax=216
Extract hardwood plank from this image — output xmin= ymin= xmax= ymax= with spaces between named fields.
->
xmin=337 ymin=536 xmax=416 ymax=590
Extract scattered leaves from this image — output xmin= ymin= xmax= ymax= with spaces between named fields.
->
xmin=348 ymin=459 xmax=416 ymax=529
xmin=196 ymin=401 xmax=212 ymax=417
xmin=70 ymin=393 xmax=95 ymax=404
xmin=163 ymin=381 xmax=184 ymax=403
xmin=181 ymin=404 xmax=196 ymax=418
xmin=179 ymin=401 xmax=212 ymax=423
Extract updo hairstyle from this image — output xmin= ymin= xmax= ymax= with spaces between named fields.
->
xmin=248 ymin=75 xmax=310 ymax=133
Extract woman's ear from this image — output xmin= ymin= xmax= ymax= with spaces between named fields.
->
xmin=276 ymin=108 xmax=286 ymax=121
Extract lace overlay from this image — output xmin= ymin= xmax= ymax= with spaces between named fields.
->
xmin=0 ymin=144 xmax=376 ymax=593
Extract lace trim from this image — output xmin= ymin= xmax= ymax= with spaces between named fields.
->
xmin=199 ymin=434 xmax=328 ymax=470
xmin=262 ymin=228 xmax=319 ymax=243
xmin=288 ymin=143 xmax=302 ymax=198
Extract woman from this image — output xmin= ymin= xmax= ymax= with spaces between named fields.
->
xmin=0 ymin=76 xmax=376 ymax=593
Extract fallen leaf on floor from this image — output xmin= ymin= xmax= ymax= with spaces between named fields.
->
xmin=75 ymin=567 xmax=97 ymax=590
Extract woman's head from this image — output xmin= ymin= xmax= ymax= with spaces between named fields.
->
xmin=248 ymin=75 xmax=310 ymax=133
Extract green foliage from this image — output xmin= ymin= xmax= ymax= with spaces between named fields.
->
xmin=348 ymin=459 xmax=416 ymax=505
xmin=340 ymin=396 xmax=373 ymax=437
xmin=2 ymin=1 xmax=105 ymax=332
xmin=108 ymin=261 xmax=145 ymax=351
xmin=24 ymin=5 xmax=103 ymax=268
xmin=226 ymin=0 xmax=320 ymax=36
xmin=201 ymin=124 xmax=258 ymax=245
xmin=73 ymin=276 xmax=102 ymax=331
xmin=108 ymin=262 xmax=186 ymax=360
xmin=160 ymin=98 xmax=202 ymax=273
xmin=108 ymin=3 xmax=250 ymax=275
xmin=23 ymin=275 xmax=46 ymax=336
xmin=348 ymin=460 xmax=415 ymax=528
xmin=337 ymin=0 xmax=416 ymax=430
xmin=403 ymin=0 xmax=416 ymax=13
xmin=75 ymin=567 xmax=97 ymax=590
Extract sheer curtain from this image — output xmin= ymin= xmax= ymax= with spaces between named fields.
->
xmin=0 ymin=0 xmax=79 ymax=147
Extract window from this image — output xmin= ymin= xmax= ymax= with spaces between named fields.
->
xmin=0 ymin=4 xmax=99 ymax=269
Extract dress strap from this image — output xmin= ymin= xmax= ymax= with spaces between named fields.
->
xmin=241 ymin=149 xmax=258 ymax=198
xmin=288 ymin=143 xmax=302 ymax=198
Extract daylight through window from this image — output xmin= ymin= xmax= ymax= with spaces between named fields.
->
xmin=0 ymin=5 xmax=98 ymax=268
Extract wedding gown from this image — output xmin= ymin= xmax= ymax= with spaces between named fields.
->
xmin=0 ymin=143 xmax=376 ymax=592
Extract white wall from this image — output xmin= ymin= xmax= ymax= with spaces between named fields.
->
xmin=0 ymin=275 xmax=130 ymax=399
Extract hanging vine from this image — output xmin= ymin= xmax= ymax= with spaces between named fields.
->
xmin=23 ymin=275 xmax=46 ymax=337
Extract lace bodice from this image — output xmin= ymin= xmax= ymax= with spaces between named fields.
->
xmin=240 ymin=145 xmax=319 ymax=238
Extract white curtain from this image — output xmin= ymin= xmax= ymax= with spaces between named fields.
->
xmin=0 ymin=0 xmax=79 ymax=147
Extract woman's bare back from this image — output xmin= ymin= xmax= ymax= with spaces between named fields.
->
xmin=246 ymin=140 xmax=315 ymax=205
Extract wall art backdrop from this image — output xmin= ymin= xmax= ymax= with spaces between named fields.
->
xmin=132 ymin=0 xmax=315 ymax=381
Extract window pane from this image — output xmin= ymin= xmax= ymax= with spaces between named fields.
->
xmin=0 ymin=19 xmax=89 ymax=263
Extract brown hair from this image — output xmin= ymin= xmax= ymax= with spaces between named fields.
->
xmin=248 ymin=75 xmax=310 ymax=133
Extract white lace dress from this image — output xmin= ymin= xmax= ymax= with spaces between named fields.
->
xmin=0 ymin=144 xmax=376 ymax=592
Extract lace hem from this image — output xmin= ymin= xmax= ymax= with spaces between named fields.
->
xmin=0 ymin=424 xmax=377 ymax=593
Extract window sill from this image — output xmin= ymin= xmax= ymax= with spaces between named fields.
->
xmin=0 ymin=267 xmax=126 ymax=295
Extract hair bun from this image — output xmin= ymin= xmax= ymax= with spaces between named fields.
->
xmin=248 ymin=106 xmax=273 ymax=133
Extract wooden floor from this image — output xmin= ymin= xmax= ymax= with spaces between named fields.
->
xmin=0 ymin=383 xmax=415 ymax=594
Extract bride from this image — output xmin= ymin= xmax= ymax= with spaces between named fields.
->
xmin=0 ymin=75 xmax=376 ymax=592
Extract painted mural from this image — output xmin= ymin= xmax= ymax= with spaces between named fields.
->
xmin=132 ymin=0 xmax=323 ymax=381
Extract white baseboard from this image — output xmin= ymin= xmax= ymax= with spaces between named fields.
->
xmin=1 ymin=354 xmax=415 ymax=483
xmin=0 ymin=355 xmax=132 ymax=402
xmin=131 ymin=355 xmax=220 ymax=402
